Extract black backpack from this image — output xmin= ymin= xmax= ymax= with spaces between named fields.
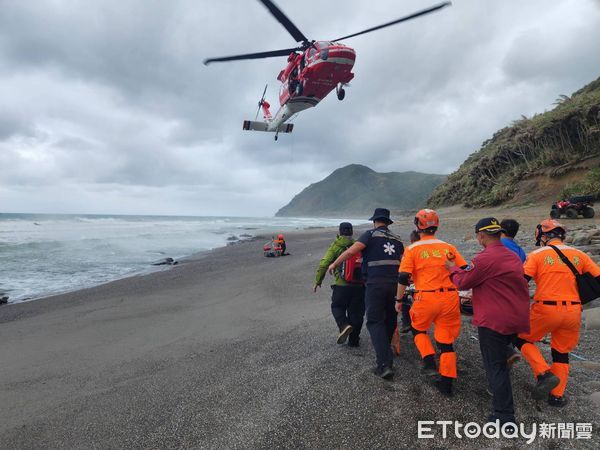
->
xmin=549 ymin=245 xmax=600 ymax=305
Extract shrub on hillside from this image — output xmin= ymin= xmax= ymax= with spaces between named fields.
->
xmin=562 ymin=168 xmax=600 ymax=199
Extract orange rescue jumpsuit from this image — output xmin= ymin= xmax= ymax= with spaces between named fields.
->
xmin=399 ymin=235 xmax=467 ymax=378
xmin=517 ymin=240 xmax=600 ymax=397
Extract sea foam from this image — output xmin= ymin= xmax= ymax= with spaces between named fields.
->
xmin=0 ymin=213 xmax=360 ymax=303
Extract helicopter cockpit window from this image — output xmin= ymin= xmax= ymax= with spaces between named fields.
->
xmin=308 ymin=47 xmax=317 ymax=58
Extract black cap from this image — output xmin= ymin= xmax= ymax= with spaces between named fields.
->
xmin=475 ymin=217 xmax=505 ymax=234
xmin=368 ymin=208 xmax=393 ymax=224
xmin=339 ymin=222 xmax=353 ymax=236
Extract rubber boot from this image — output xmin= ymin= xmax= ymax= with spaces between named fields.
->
xmin=435 ymin=376 xmax=453 ymax=397
xmin=421 ymin=354 xmax=437 ymax=377
xmin=532 ymin=371 xmax=560 ymax=400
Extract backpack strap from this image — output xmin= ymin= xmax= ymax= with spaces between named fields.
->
xmin=548 ymin=245 xmax=580 ymax=277
xmin=374 ymin=229 xmax=403 ymax=242
xmin=332 ymin=239 xmax=354 ymax=262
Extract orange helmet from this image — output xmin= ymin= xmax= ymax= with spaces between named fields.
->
xmin=277 ymin=234 xmax=284 ymax=240
xmin=414 ymin=209 xmax=439 ymax=231
xmin=535 ymin=219 xmax=566 ymax=246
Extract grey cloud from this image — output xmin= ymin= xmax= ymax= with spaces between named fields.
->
xmin=1 ymin=0 xmax=599 ymax=215
xmin=0 ymin=112 xmax=33 ymax=140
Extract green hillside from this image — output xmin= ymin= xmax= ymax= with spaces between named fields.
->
xmin=428 ymin=76 xmax=600 ymax=208
xmin=276 ymin=164 xmax=446 ymax=217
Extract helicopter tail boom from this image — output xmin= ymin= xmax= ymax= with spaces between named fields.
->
xmin=242 ymin=120 xmax=294 ymax=134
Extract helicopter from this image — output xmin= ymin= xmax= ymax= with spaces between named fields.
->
xmin=204 ymin=0 xmax=452 ymax=140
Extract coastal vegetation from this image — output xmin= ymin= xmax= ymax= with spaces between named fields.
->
xmin=562 ymin=168 xmax=600 ymax=199
xmin=428 ymin=76 xmax=600 ymax=207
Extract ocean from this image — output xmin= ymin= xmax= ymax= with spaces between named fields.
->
xmin=0 ymin=213 xmax=360 ymax=304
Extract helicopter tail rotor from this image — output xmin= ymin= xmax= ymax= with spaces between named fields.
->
xmin=255 ymin=84 xmax=269 ymax=120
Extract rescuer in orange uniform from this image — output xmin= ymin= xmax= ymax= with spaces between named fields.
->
xmin=396 ymin=209 xmax=467 ymax=396
xmin=273 ymin=234 xmax=287 ymax=255
xmin=514 ymin=219 xmax=600 ymax=406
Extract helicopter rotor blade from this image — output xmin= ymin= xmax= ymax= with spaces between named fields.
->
xmin=261 ymin=84 xmax=268 ymax=102
xmin=258 ymin=0 xmax=309 ymax=44
xmin=204 ymin=47 xmax=300 ymax=65
xmin=331 ymin=1 xmax=451 ymax=42
xmin=255 ymin=84 xmax=268 ymax=120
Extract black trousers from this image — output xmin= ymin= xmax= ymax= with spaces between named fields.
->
xmin=401 ymin=294 xmax=413 ymax=327
xmin=331 ymin=285 xmax=366 ymax=344
xmin=478 ymin=327 xmax=516 ymax=423
xmin=365 ymin=282 xmax=398 ymax=370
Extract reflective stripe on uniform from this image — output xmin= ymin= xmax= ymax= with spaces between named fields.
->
xmin=407 ymin=239 xmax=444 ymax=250
xmin=368 ymin=260 xmax=401 ymax=267
xmin=529 ymin=244 xmax=572 ymax=256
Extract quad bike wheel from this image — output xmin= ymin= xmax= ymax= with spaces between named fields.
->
xmin=550 ymin=209 xmax=561 ymax=219
xmin=583 ymin=206 xmax=595 ymax=218
xmin=565 ymin=208 xmax=579 ymax=219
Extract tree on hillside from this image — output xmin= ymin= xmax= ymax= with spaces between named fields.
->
xmin=553 ymin=94 xmax=571 ymax=106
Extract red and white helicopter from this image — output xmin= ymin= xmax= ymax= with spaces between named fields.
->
xmin=205 ymin=0 xmax=451 ymax=140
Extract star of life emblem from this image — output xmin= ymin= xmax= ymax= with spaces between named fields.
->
xmin=383 ymin=242 xmax=395 ymax=255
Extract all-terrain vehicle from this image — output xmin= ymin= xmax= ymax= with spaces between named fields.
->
xmin=550 ymin=195 xmax=595 ymax=219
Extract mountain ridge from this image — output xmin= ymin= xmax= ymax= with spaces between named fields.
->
xmin=276 ymin=164 xmax=446 ymax=217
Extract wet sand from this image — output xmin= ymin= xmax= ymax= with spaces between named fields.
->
xmin=1 ymin=208 xmax=599 ymax=448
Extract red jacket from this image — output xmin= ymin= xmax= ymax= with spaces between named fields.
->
xmin=449 ymin=242 xmax=530 ymax=335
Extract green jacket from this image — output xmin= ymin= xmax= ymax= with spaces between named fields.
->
xmin=315 ymin=235 xmax=355 ymax=287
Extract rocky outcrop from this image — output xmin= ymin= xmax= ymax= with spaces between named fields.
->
xmin=151 ymin=257 xmax=178 ymax=266
xmin=564 ymin=224 xmax=600 ymax=262
xmin=564 ymin=224 xmax=600 ymax=330
xmin=226 ymin=234 xmax=257 ymax=246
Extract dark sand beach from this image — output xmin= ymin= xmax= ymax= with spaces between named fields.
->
xmin=1 ymin=208 xmax=599 ymax=448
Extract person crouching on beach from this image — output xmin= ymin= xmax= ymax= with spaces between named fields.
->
xmin=328 ymin=208 xmax=403 ymax=380
xmin=446 ymin=218 xmax=530 ymax=424
xmin=274 ymin=234 xmax=287 ymax=255
xmin=314 ymin=222 xmax=366 ymax=347
xmin=397 ymin=209 xmax=467 ymax=396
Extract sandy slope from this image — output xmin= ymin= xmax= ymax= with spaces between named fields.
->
xmin=1 ymin=212 xmax=599 ymax=448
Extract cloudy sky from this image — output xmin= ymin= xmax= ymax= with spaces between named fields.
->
xmin=1 ymin=0 xmax=599 ymax=216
